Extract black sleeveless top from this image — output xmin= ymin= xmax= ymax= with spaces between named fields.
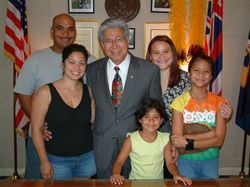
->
xmin=45 ymin=83 xmax=93 ymax=157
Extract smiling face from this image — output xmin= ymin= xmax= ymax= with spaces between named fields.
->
xmin=62 ymin=51 xmax=86 ymax=80
xmin=139 ymin=108 xmax=163 ymax=133
xmin=188 ymin=59 xmax=213 ymax=88
xmin=150 ymin=41 xmax=174 ymax=71
xmin=51 ymin=14 xmax=76 ymax=54
xmin=101 ymin=28 xmax=129 ymax=65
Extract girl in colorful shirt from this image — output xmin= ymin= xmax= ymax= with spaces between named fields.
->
xmin=170 ymin=53 xmax=227 ymax=179
xmin=110 ymin=98 xmax=192 ymax=185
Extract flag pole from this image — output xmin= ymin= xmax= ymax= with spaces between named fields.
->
xmin=4 ymin=0 xmax=32 ymax=179
xmin=233 ymin=29 xmax=250 ymax=179
xmin=239 ymin=132 xmax=248 ymax=178
xmin=229 ymin=131 xmax=248 ymax=178
xmin=8 ymin=66 xmax=22 ymax=180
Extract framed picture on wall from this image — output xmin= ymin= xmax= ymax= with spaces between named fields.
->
xmin=75 ymin=20 xmax=100 ymax=58
xmin=129 ymin=28 xmax=135 ymax=49
xmin=68 ymin=0 xmax=94 ymax=13
xmin=151 ymin=0 xmax=171 ymax=13
xmin=144 ymin=22 xmax=170 ymax=58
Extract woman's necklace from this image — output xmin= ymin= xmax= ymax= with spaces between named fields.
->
xmin=62 ymin=82 xmax=78 ymax=107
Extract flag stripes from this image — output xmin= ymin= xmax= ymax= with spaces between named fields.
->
xmin=4 ymin=0 xmax=31 ymax=135
xmin=204 ymin=0 xmax=211 ymax=55
xmin=208 ymin=0 xmax=223 ymax=96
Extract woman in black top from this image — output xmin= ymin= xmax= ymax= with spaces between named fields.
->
xmin=31 ymin=44 xmax=96 ymax=179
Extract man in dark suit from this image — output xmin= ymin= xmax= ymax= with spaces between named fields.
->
xmin=86 ymin=17 xmax=171 ymax=179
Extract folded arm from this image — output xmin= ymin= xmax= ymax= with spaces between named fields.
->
xmin=171 ymin=109 xmax=227 ymax=149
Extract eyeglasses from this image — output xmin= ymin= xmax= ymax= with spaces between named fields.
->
xmin=103 ymin=36 xmax=126 ymax=46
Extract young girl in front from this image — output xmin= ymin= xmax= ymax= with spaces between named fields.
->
xmin=170 ymin=53 xmax=227 ymax=179
xmin=110 ymin=98 xmax=192 ymax=185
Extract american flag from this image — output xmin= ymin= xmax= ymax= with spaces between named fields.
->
xmin=208 ymin=0 xmax=223 ymax=96
xmin=205 ymin=0 xmax=212 ymax=56
xmin=4 ymin=0 xmax=31 ymax=135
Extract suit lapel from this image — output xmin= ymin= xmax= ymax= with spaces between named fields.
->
xmin=96 ymin=58 xmax=116 ymax=114
xmin=117 ymin=54 xmax=140 ymax=115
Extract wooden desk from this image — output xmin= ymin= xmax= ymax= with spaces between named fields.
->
xmin=0 ymin=178 xmax=249 ymax=187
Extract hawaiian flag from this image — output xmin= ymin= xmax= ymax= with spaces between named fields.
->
xmin=235 ymin=30 xmax=250 ymax=134
xmin=205 ymin=0 xmax=212 ymax=55
xmin=4 ymin=0 xmax=31 ymax=135
xmin=208 ymin=0 xmax=223 ymax=96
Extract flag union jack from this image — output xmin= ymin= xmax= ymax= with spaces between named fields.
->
xmin=205 ymin=1 xmax=211 ymax=56
xmin=4 ymin=0 xmax=31 ymax=136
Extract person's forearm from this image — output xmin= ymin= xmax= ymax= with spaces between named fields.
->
xmin=184 ymin=130 xmax=214 ymax=140
xmin=166 ymin=162 xmax=180 ymax=177
xmin=32 ymin=128 xmax=49 ymax=163
xmin=171 ymin=133 xmax=224 ymax=149
xmin=112 ymin=162 xmax=122 ymax=175
xmin=193 ymin=136 xmax=225 ymax=149
xmin=19 ymin=94 xmax=32 ymax=117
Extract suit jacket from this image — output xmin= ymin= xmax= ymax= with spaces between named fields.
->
xmin=86 ymin=53 xmax=168 ymax=170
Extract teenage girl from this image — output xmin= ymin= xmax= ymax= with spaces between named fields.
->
xmin=110 ymin=98 xmax=192 ymax=185
xmin=170 ymin=53 xmax=227 ymax=179
xmin=146 ymin=35 xmax=232 ymax=178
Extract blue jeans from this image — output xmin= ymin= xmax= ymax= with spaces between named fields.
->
xmin=178 ymin=157 xmax=219 ymax=179
xmin=24 ymin=136 xmax=42 ymax=179
xmin=47 ymin=151 xmax=96 ymax=179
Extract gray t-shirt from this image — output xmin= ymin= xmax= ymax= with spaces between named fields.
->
xmin=13 ymin=46 xmax=98 ymax=136
xmin=14 ymin=47 xmax=63 ymax=95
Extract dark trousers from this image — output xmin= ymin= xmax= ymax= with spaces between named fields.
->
xmin=96 ymin=139 xmax=130 ymax=179
xmin=164 ymin=161 xmax=173 ymax=178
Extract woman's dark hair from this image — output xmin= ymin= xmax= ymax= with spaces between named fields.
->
xmin=135 ymin=98 xmax=168 ymax=131
xmin=62 ymin=44 xmax=89 ymax=82
xmin=62 ymin=43 xmax=89 ymax=63
xmin=146 ymin=35 xmax=181 ymax=88
xmin=188 ymin=53 xmax=215 ymax=82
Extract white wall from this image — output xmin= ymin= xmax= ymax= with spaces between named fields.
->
xmin=0 ymin=0 xmax=249 ymax=177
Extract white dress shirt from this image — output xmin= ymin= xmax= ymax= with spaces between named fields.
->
xmin=107 ymin=53 xmax=130 ymax=95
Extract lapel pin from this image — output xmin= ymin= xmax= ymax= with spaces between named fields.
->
xmin=131 ymin=75 xmax=134 ymax=79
